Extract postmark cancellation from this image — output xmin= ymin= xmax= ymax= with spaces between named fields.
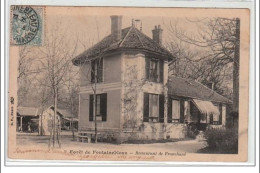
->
xmin=10 ymin=6 xmax=44 ymax=46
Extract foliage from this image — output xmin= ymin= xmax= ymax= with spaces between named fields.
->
xmin=165 ymin=17 xmax=239 ymax=99
xmin=121 ymin=64 xmax=146 ymax=132
xmin=186 ymin=123 xmax=200 ymax=139
xmin=204 ymin=127 xmax=238 ymax=154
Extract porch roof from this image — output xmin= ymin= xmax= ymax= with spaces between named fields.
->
xmin=17 ymin=107 xmax=39 ymax=117
xmin=168 ymin=77 xmax=231 ymax=104
xmin=49 ymin=106 xmax=76 ymax=118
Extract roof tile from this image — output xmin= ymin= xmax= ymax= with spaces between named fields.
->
xmin=73 ymin=26 xmax=174 ymax=65
xmin=168 ymin=77 xmax=231 ymax=103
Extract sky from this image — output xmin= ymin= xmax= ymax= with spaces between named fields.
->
xmin=44 ymin=6 xmax=246 ymax=56
xmin=17 ymin=7 xmax=249 ymax=106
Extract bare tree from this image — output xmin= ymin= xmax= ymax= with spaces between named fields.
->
xmin=165 ymin=17 xmax=239 ymax=100
xmin=36 ymin=25 xmax=78 ymax=148
xmin=77 ymin=54 xmax=103 ymax=143
xmin=75 ymin=23 xmax=103 ymax=143
xmin=17 ymin=46 xmax=38 ymax=106
xmin=60 ymin=65 xmax=80 ymax=140
xmin=37 ymin=80 xmax=52 ymax=136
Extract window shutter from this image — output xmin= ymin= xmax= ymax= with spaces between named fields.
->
xmin=180 ymin=100 xmax=184 ymax=123
xmin=159 ymin=60 xmax=164 ymax=83
xmin=91 ymin=60 xmax=95 ymax=83
xmin=219 ymin=104 xmax=222 ymax=125
xmin=159 ymin=95 xmax=164 ymax=123
xmin=100 ymin=93 xmax=107 ymax=121
xmin=209 ymin=114 xmax=213 ymax=124
xmin=168 ymin=98 xmax=172 ymax=123
xmin=145 ymin=57 xmax=150 ymax=80
xmin=89 ymin=95 xmax=93 ymax=121
xmin=143 ymin=93 xmax=149 ymax=122
xmin=97 ymin=58 xmax=103 ymax=82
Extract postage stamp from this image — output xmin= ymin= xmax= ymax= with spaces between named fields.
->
xmin=10 ymin=6 xmax=44 ymax=46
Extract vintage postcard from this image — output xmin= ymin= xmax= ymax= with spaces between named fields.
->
xmin=8 ymin=6 xmax=250 ymax=163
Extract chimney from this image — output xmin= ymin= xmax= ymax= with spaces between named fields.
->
xmin=152 ymin=25 xmax=163 ymax=45
xmin=110 ymin=15 xmax=122 ymax=42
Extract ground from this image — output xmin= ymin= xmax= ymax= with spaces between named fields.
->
xmin=16 ymin=131 xmax=207 ymax=153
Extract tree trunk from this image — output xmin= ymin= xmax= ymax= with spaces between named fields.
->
xmin=71 ymin=99 xmax=75 ymax=140
xmin=233 ymin=18 xmax=240 ymax=114
xmin=71 ymin=113 xmax=75 ymax=141
xmin=94 ymin=89 xmax=97 ymax=143
xmin=53 ymin=88 xmax=58 ymax=147
xmin=39 ymin=114 xmax=43 ymax=136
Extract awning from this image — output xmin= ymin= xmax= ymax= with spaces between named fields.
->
xmin=192 ymin=99 xmax=220 ymax=116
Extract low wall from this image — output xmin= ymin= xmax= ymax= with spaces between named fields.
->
xmin=164 ymin=123 xmax=187 ymax=139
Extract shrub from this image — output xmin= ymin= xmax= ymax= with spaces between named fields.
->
xmin=204 ymin=127 xmax=238 ymax=154
xmin=186 ymin=123 xmax=199 ymax=139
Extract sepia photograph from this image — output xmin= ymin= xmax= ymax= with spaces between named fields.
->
xmin=8 ymin=6 xmax=250 ymax=162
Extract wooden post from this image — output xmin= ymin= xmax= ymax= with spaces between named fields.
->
xmin=71 ymin=118 xmax=75 ymax=140
xmin=20 ymin=116 xmax=23 ymax=131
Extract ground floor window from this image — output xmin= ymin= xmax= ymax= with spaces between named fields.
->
xmin=168 ymin=97 xmax=185 ymax=123
xmin=149 ymin=94 xmax=159 ymax=121
xmin=184 ymin=101 xmax=191 ymax=122
xmin=143 ymin=93 xmax=164 ymax=123
xmin=89 ymin=93 xmax=107 ymax=122
xmin=172 ymin=100 xmax=180 ymax=122
xmin=211 ymin=103 xmax=223 ymax=125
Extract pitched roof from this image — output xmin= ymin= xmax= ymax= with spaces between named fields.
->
xmin=168 ymin=77 xmax=231 ymax=103
xmin=49 ymin=106 xmax=76 ymax=118
xmin=72 ymin=26 xmax=174 ymax=65
xmin=17 ymin=107 xmax=39 ymax=117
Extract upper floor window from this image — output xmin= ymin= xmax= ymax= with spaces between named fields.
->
xmin=145 ymin=58 xmax=163 ymax=83
xmin=91 ymin=58 xmax=103 ymax=83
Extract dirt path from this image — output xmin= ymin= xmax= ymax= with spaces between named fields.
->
xmin=16 ymin=133 xmax=207 ymax=153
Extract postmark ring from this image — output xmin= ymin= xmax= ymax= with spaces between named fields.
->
xmin=11 ymin=6 xmax=40 ymax=45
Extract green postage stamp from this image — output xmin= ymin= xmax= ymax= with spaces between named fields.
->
xmin=10 ymin=6 xmax=44 ymax=45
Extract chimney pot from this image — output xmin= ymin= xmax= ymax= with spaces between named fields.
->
xmin=110 ymin=15 xmax=122 ymax=42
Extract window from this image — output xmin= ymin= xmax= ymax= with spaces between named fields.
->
xmin=91 ymin=58 xmax=103 ymax=83
xmin=89 ymin=93 xmax=107 ymax=122
xmin=172 ymin=100 xmax=180 ymax=123
xmin=168 ymin=98 xmax=184 ymax=123
xmin=96 ymin=95 xmax=101 ymax=116
xmin=149 ymin=94 xmax=159 ymax=122
xmin=150 ymin=59 xmax=159 ymax=82
xmin=184 ymin=101 xmax=190 ymax=122
xmin=222 ymin=105 xmax=226 ymax=125
xmin=143 ymin=93 xmax=164 ymax=123
xmin=145 ymin=58 xmax=163 ymax=83
xmin=211 ymin=103 xmax=222 ymax=125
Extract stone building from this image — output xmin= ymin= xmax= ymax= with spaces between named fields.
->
xmin=72 ymin=16 xmax=231 ymax=142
